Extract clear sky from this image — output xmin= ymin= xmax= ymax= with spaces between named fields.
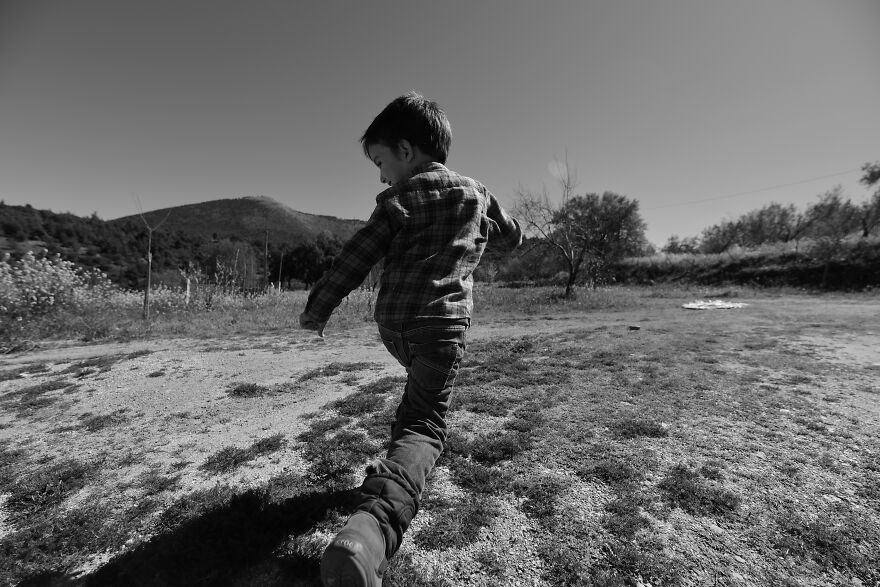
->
xmin=1 ymin=0 xmax=878 ymax=246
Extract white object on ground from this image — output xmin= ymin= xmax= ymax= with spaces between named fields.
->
xmin=682 ymin=299 xmax=748 ymax=310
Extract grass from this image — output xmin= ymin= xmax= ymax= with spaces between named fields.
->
xmin=469 ymin=430 xmax=534 ymax=465
xmin=0 ymin=362 xmax=50 ymax=381
xmin=330 ymin=389 xmax=388 ymax=417
xmin=1 ymin=286 xmax=879 ymax=586
xmin=299 ymin=428 xmax=381 ymax=489
xmin=1 ymin=378 xmax=75 ymax=414
xmin=0 ymin=440 xmax=24 ymax=471
xmin=5 ymin=459 xmax=94 ymax=516
xmin=513 ymin=476 xmax=567 ymax=522
xmin=772 ymin=505 xmax=879 ymax=578
xmin=79 ymin=409 xmax=131 ymax=432
xmin=59 ymin=353 xmax=132 ymax=377
xmin=200 ymin=434 xmax=287 ymax=474
xmin=228 ymin=382 xmax=272 ymax=397
xmin=413 ymin=493 xmax=499 ymax=549
xmin=357 ymin=375 xmax=405 ymax=395
xmin=137 ymin=466 xmax=182 ymax=496
xmin=297 ymin=361 xmax=382 ymax=382
xmin=603 ymin=492 xmax=652 ymax=538
xmin=579 ymin=455 xmax=645 ymax=487
xmin=611 ymin=417 xmax=669 ymax=439
xmin=443 ymin=456 xmax=508 ymax=495
xmin=1 ymin=502 xmax=125 ymax=581
xmin=657 ymin=464 xmax=741 ymax=517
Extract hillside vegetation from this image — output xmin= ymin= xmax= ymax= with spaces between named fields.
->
xmin=614 ymin=238 xmax=880 ymax=291
xmin=0 ymin=197 xmax=363 ymax=290
xmin=2 ymin=161 xmax=878 ymax=310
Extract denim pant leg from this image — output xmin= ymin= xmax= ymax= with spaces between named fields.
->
xmin=355 ymin=319 xmax=467 ymax=560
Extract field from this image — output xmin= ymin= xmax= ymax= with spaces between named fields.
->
xmin=1 ymin=285 xmax=879 ymax=586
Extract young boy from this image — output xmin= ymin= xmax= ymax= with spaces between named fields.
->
xmin=299 ymin=91 xmax=522 ymax=587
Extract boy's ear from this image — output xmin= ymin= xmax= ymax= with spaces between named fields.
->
xmin=395 ymin=139 xmax=415 ymax=162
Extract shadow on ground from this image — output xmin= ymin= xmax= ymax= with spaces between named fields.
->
xmin=18 ymin=487 xmax=355 ymax=587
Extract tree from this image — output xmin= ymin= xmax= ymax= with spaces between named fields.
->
xmin=856 ymin=161 xmax=880 ymax=238
xmin=804 ymin=187 xmax=859 ymax=288
xmin=738 ymin=202 xmax=806 ymax=247
xmin=861 ymin=161 xmax=880 ymax=187
xmin=804 ymin=186 xmax=858 ymax=240
xmin=288 ymin=232 xmax=344 ymax=287
xmin=138 ymin=207 xmax=171 ymax=320
xmin=699 ymin=220 xmax=742 ymax=254
xmin=662 ymin=235 xmax=700 ymax=255
xmin=515 ymin=158 xmax=646 ymax=296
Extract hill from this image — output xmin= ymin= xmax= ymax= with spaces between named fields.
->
xmin=108 ymin=196 xmax=364 ymax=246
xmin=0 ymin=197 xmax=365 ymax=289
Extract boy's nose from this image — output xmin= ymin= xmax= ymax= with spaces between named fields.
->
xmin=380 ymin=173 xmax=388 ymax=184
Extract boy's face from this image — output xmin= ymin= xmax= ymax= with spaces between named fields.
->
xmin=366 ymin=142 xmax=411 ymax=186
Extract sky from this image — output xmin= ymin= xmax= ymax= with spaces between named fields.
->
xmin=1 ymin=0 xmax=878 ymax=246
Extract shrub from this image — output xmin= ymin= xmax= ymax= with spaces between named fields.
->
xmin=413 ymin=494 xmax=499 ymax=549
xmin=200 ymin=434 xmax=287 ymax=474
xmin=658 ymin=464 xmax=740 ymax=516
xmin=0 ymin=251 xmax=117 ymax=318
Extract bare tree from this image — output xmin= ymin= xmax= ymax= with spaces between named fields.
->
xmin=515 ymin=156 xmax=646 ymax=296
xmin=514 ymin=156 xmax=579 ymax=296
xmin=136 ymin=199 xmax=171 ymax=320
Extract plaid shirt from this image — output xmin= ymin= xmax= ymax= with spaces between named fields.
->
xmin=304 ymin=162 xmax=522 ymax=325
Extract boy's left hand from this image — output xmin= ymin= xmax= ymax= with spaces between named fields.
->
xmin=299 ymin=312 xmax=327 ymax=337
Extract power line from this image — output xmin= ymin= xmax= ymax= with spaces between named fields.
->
xmin=645 ymin=168 xmax=862 ymax=210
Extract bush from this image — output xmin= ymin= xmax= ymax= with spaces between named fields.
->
xmin=0 ymin=251 xmax=117 ymax=319
xmin=615 ymin=238 xmax=880 ymax=290
xmin=0 ymin=252 xmax=376 ymax=350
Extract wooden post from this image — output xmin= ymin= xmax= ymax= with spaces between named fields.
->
xmin=277 ymin=249 xmax=284 ymax=292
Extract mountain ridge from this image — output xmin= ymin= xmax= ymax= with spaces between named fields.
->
xmin=109 ymin=195 xmax=365 ymax=245
xmin=0 ymin=196 xmax=365 ymax=288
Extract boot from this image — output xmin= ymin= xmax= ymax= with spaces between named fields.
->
xmin=321 ymin=512 xmax=387 ymax=587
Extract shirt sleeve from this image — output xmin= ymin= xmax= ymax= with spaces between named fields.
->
xmin=304 ymin=203 xmax=393 ymax=322
xmin=485 ymin=190 xmax=523 ymax=252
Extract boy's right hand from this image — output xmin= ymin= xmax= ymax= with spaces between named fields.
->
xmin=299 ymin=312 xmax=327 ymax=338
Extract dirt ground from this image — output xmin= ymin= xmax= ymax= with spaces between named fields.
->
xmin=0 ymin=313 xmax=626 ymax=497
xmin=1 ymin=294 xmax=879 ymax=584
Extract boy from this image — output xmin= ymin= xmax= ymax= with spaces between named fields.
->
xmin=299 ymin=91 xmax=522 ymax=587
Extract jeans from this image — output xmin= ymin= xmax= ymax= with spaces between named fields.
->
xmin=355 ymin=317 xmax=468 ymax=560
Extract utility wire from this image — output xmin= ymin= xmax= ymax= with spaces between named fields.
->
xmin=645 ymin=168 xmax=862 ymax=210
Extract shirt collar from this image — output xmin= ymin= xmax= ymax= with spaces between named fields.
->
xmin=376 ymin=161 xmax=449 ymax=201
xmin=406 ymin=161 xmax=446 ymax=179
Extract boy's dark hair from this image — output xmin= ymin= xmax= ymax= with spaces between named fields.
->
xmin=361 ymin=91 xmax=451 ymax=164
